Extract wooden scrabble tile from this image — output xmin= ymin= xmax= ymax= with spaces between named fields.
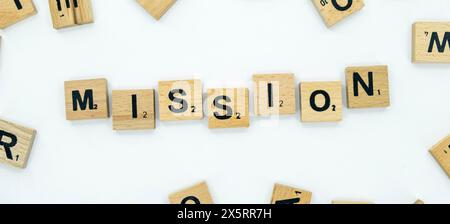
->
xmin=64 ymin=78 xmax=109 ymax=120
xmin=73 ymin=0 xmax=93 ymax=25
xmin=414 ymin=199 xmax=425 ymax=204
xmin=345 ymin=65 xmax=390 ymax=108
xmin=137 ymin=0 xmax=176 ymax=20
xmin=413 ymin=22 xmax=450 ymax=63
xmin=112 ymin=89 xmax=155 ymax=130
xmin=158 ymin=79 xmax=203 ymax=121
xmin=169 ymin=182 xmax=214 ymax=204
xmin=332 ymin=200 xmax=373 ymax=204
xmin=312 ymin=0 xmax=364 ymax=28
xmin=49 ymin=0 xmax=76 ymax=29
xmin=253 ymin=73 xmax=296 ymax=116
xmin=0 ymin=0 xmax=37 ymax=29
xmin=0 ymin=118 xmax=36 ymax=169
xmin=300 ymin=81 xmax=342 ymax=122
xmin=429 ymin=135 xmax=450 ymax=178
xmin=207 ymin=88 xmax=250 ymax=129
xmin=271 ymin=184 xmax=312 ymax=204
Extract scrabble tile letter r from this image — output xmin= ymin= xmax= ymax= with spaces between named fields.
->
xmin=0 ymin=118 xmax=36 ymax=169
xmin=65 ymin=78 xmax=109 ymax=120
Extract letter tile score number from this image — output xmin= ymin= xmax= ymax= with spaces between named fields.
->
xmin=0 ymin=0 xmax=37 ymax=29
xmin=169 ymin=182 xmax=214 ymax=204
xmin=0 ymin=118 xmax=36 ymax=169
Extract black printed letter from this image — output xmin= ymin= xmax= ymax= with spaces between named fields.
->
xmin=0 ymin=130 xmax=18 ymax=160
xmin=332 ymin=0 xmax=352 ymax=11
xmin=213 ymin=95 xmax=233 ymax=120
xmin=310 ymin=90 xmax=331 ymax=112
xmin=353 ymin=72 xmax=374 ymax=97
xmin=168 ymin=89 xmax=188 ymax=113
xmin=428 ymin=32 xmax=450 ymax=53
xmin=72 ymin=89 xmax=95 ymax=111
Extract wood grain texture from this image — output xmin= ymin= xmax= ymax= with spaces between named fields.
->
xmin=300 ymin=81 xmax=342 ymax=122
xmin=271 ymin=184 xmax=312 ymax=204
xmin=312 ymin=0 xmax=364 ymax=28
xmin=137 ymin=0 xmax=176 ymax=20
xmin=169 ymin=182 xmax=214 ymax=204
xmin=158 ymin=79 xmax=203 ymax=121
xmin=73 ymin=0 xmax=93 ymax=25
xmin=112 ymin=89 xmax=155 ymax=130
xmin=414 ymin=199 xmax=425 ymax=204
xmin=413 ymin=22 xmax=450 ymax=63
xmin=64 ymin=78 xmax=109 ymax=120
xmin=0 ymin=0 xmax=36 ymax=29
xmin=0 ymin=118 xmax=36 ymax=169
xmin=429 ymin=135 xmax=450 ymax=178
xmin=49 ymin=0 xmax=76 ymax=29
xmin=345 ymin=65 xmax=390 ymax=108
xmin=253 ymin=73 xmax=296 ymax=116
xmin=207 ymin=88 xmax=250 ymax=129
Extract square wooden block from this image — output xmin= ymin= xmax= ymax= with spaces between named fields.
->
xmin=300 ymin=81 xmax=342 ymax=122
xmin=169 ymin=182 xmax=214 ymax=204
xmin=73 ymin=0 xmax=94 ymax=25
xmin=345 ymin=65 xmax=390 ymax=108
xmin=312 ymin=0 xmax=364 ymax=28
xmin=207 ymin=88 xmax=250 ymax=129
xmin=0 ymin=118 xmax=36 ymax=169
xmin=429 ymin=135 xmax=450 ymax=178
xmin=65 ymin=78 xmax=109 ymax=120
xmin=253 ymin=73 xmax=296 ymax=116
xmin=137 ymin=0 xmax=176 ymax=20
xmin=271 ymin=184 xmax=312 ymax=204
xmin=112 ymin=89 xmax=156 ymax=130
xmin=413 ymin=22 xmax=450 ymax=63
xmin=158 ymin=79 xmax=203 ymax=121
xmin=0 ymin=0 xmax=37 ymax=29
xmin=49 ymin=0 xmax=76 ymax=29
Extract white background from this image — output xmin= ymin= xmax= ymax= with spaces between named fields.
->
xmin=0 ymin=0 xmax=449 ymax=204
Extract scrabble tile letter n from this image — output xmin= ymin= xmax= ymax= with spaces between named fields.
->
xmin=413 ymin=22 xmax=450 ymax=63
xmin=158 ymin=79 xmax=203 ymax=121
xmin=253 ymin=74 xmax=296 ymax=116
xmin=271 ymin=184 xmax=312 ymax=204
xmin=137 ymin=0 xmax=176 ymax=20
xmin=112 ymin=89 xmax=156 ymax=130
xmin=312 ymin=0 xmax=364 ymax=28
xmin=300 ymin=81 xmax=342 ymax=122
xmin=345 ymin=65 xmax=390 ymax=108
xmin=0 ymin=119 xmax=36 ymax=169
xmin=169 ymin=182 xmax=214 ymax=204
xmin=430 ymin=135 xmax=450 ymax=178
xmin=0 ymin=0 xmax=37 ymax=29
xmin=65 ymin=78 xmax=109 ymax=120
xmin=207 ymin=88 xmax=250 ymax=129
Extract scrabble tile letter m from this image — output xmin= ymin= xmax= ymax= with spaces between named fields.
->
xmin=65 ymin=78 xmax=109 ymax=120
xmin=413 ymin=22 xmax=450 ymax=63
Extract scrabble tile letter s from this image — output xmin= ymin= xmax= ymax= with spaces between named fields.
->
xmin=413 ymin=22 xmax=450 ymax=63
xmin=345 ymin=65 xmax=390 ymax=108
xmin=169 ymin=182 xmax=214 ymax=204
xmin=158 ymin=79 xmax=203 ymax=121
xmin=300 ymin=81 xmax=342 ymax=122
xmin=312 ymin=0 xmax=364 ymax=28
xmin=207 ymin=88 xmax=250 ymax=129
xmin=65 ymin=78 xmax=109 ymax=120
xmin=429 ymin=135 xmax=450 ymax=178
xmin=0 ymin=0 xmax=37 ymax=29
xmin=0 ymin=118 xmax=36 ymax=169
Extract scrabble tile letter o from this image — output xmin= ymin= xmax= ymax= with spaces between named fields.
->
xmin=312 ymin=0 xmax=364 ymax=28
xmin=0 ymin=118 xmax=36 ymax=169
xmin=169 ymin=182 xmax=214 ymax=204
xmin=64 ymin=78 xmax=109 ymax=120
xmin=300 ymin=81 xmax=342 ymax=122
